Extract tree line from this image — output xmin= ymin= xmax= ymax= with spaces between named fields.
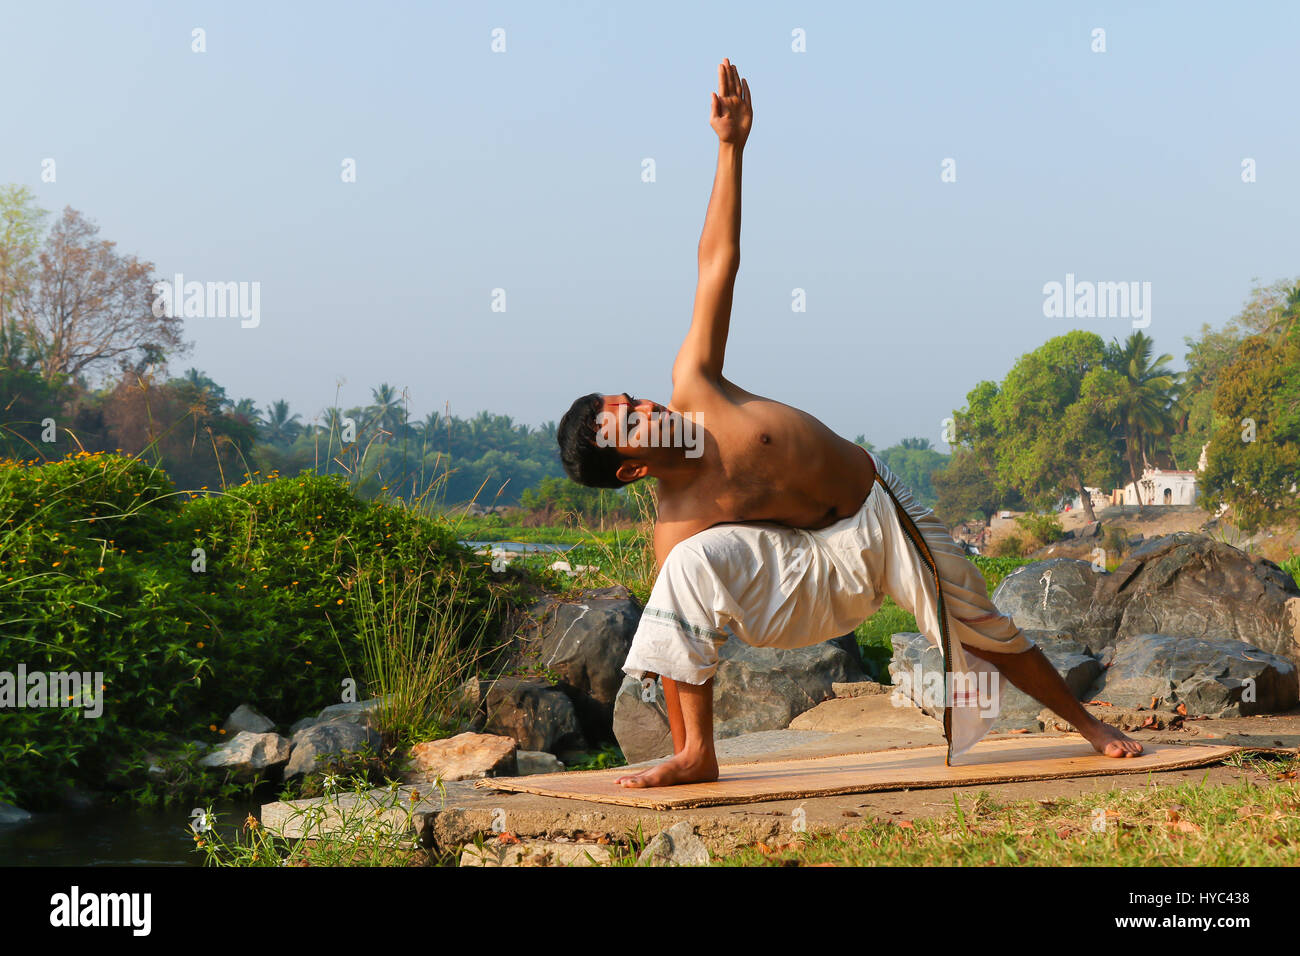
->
xmin=3 ymin=184 xmax=1294 ymax=530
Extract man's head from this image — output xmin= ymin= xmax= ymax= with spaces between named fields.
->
xmin=558 ymin=392 xmax=683 ymax=488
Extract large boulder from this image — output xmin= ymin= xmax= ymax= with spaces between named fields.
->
xmin=888 ymin=629 xmax=1101 ymax=731
xmin=199 ymin=731 xmax=292 ymax=778
xmin=991 ymin=558 xmax=1121 ymax=651
xmin=483 ymin=678 xmax=587 ymax=754
xmin=1087 ymin=633 xmax=1298 ymax=717
xmin=711 ymin=633 xmax=865 ymax=739
xmin=284 ymin=719 xmax=383 ymax=778
xmin=1096 ymin=534 xmax=1300 ymax=663
xmin=611 ymin=632 xmax=864 ymax=760
xmin=532 ymin=588 xmax=642 ymax=745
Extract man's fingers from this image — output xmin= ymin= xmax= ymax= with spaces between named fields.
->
xmin=710 ymin=91 xmax=720 ymax=118
xmin=741 ymin=76 xmax=750 ymax=105
xmin=730 ymin=62 xmax=740 ymax=94
xmin=718 ymin=62 xmax=727 ymax=96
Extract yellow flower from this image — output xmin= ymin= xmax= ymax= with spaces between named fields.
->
xmin=196 ymin=641 xmax=205 ymax=649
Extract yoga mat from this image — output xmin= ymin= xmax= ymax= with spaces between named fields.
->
xmin=472 ymin=736 xmax=1244 ymax=810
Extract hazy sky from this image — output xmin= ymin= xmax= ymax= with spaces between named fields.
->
xmin=4 ymin=1 xmax=1297 ymax=449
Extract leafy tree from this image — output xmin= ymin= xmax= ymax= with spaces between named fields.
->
xmin=876 ymin=438 xmax=947 ymax=508
xmin=1201 ymin=285 xmax=1300 ymax=530
xmin=954 ymin=332 xmax=1120 ymax=522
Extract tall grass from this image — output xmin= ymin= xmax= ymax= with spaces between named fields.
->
xmin=337 ymin=548 xmax=505 ymax=747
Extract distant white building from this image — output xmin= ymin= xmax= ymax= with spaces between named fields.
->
xmin=1064 ymin=487 xmax=1111 ymax=513
xmin=1114 ymin=468 xmax=1199 ymax=506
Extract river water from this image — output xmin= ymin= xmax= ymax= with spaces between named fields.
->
xmin=0 ymin=799 xmax=265 ymax=867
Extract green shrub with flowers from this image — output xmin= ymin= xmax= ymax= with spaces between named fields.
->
xmin=0 ymin=451 xmax=515 ymax=810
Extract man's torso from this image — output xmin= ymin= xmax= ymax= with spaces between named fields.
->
xmin=653 ymin=375 xmax=876 ymax=565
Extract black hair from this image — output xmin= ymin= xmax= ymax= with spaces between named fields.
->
xmin=557 ymin=392 xmax=629 ymax=489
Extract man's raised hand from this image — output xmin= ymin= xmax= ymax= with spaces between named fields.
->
xmin=709 ymin=58 xmax=752 ymax=147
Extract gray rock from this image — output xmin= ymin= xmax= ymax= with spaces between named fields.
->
xmin=711 ymin=633 xmax=865 ymax=739
xmin=638 ymin=820 xmax=710 ymax=866
xmin=1096 ymin=534 xmax=1300 ymax=664
xmin=199 ymin=731 xmax=292 ymax=778
xmin=483 ymin=678 xmax=587 ymax=754
xmin=533 ymin=594 xmax=642 ymax=744
xmin=888 ymin=629 xmax=1101 ymax=731
xmin=289 ymin=715 xmax=318 ymax=736
xmin=1088 ymin=633 xmax=1298 ymax=717
xmin=223 ymin=703 xmax=275 ymax=735
xmin=516 ymin=751 xmax=566 ymax=775
xmin=0 ymin=802 xmax=33 ymax=825
xmin=610 ymin=632 xmax=863 ymax=760
xmin=315 ymin=698 xmax=385 ymax=729
xmin=991 ymin=558 xmax=1120 ymax=650
xmin=284 ymin=719 xmax=383 ymax=778
xmin=611 ymin=675 xmax=674 ymax=764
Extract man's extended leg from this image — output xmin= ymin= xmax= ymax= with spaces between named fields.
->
xmin=962 ymin=643 xmax=1143 ymax=757
xmin=867 ymin=454 xmax=1143 ymax=758
xmin=615 ymin=677 xmax=720 ymax=787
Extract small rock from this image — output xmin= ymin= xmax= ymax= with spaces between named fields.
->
xmin=284 ymin=719 xmax=383 ymax=778
xmin=200 ymin=731 xmax=292 ymax=778
xmin=224 ymin=703 xmax=275 ymax=735
xmin=637 ymin=821 xmax=710 ymax=867
xmin=0 ymin=802 xmax=33 ymax=825
xmin=516 ymin=751 xmax=565 ymax=775
xmin=408 ymin=733 xmax=517 ymax=781
xmin=315 ymin=698 xmax=385 ymax=730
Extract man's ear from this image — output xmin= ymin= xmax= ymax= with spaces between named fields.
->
xmin=616 ymin=459 xmax=649 ymax=483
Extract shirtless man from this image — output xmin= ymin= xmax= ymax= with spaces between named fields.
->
xmin=557 ymin=59 xmax=1142 ymax=788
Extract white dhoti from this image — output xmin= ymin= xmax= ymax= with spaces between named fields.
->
xmin=622 ymin=453 xmax=1035 ymax=763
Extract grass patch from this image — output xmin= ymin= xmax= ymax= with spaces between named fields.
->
xmin=712 ymin=754 xmax=1300 ymax=866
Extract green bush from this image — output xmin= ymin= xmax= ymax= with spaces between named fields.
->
xmin=0 ymin=452 xmax=513 ymax=809
xmin=1013 ymin=512 xmax=1065 ymax=547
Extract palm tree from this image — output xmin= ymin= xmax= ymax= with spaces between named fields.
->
xmin=1105 ymin=332 xmax=1182 ymax=504
xmin=262 ymin=399 xmax=302 ymax=446
xmin=368 ymin=383 xmax=407 ymax=440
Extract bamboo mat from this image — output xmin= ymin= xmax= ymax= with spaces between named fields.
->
xmin=472 ymin=736 xmax=1244 ymax=810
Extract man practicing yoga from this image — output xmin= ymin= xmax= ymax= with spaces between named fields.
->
xmin=556 ymin=59 xmax=1142 ymax=789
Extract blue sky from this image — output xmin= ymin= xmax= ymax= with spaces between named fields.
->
xmin=3 ymin=1 xmax=1296 ymax=448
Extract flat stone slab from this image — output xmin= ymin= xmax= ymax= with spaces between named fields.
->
xmin=260 ymin=709 xmax=1300 ymax=859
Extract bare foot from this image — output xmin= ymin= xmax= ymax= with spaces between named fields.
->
xmin=1077 ymin=716 xmax=1144 ymax=757
xmin=615 ymin=750 xmax=719 ymax=788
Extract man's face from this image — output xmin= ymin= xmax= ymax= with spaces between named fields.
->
xmin=596 ymin=393 xmax=679 ymax=455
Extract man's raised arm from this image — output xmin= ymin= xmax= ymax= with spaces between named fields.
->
xmin=673 ymin=59 xmax=752 ymax=388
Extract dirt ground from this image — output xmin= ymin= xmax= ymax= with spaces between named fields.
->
xmin=987 ymin=505 xmax=1299 ymax=564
